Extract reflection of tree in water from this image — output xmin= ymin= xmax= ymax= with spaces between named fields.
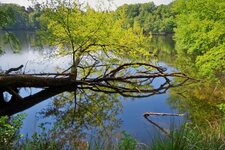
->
xmin=0 ymin=32 xmax=191 ymax=148
xmin=0 ymin=47 xmax=190 ymax=148
xmin=39 ymin=90 xmax=122 ymax=148
xmin=167 ymin=83 xmax=223 ymax=126
xmin=165 ymin=48 xmax=225 ymax=126
xmin=0 ymin=50 xmax=189 ymax=116
xmin=32 ymin=52 xmax=189 ymax=148
xmin=149 ymin=35 xmax=176 ymax=62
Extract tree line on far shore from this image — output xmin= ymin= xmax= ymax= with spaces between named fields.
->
xmin=0 ymin=3 xmax=41 ymax=30
xmin=0 ymin=2 xmax=175 ymax=34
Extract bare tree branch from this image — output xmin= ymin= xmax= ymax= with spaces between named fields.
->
xmin=0 ymin=62 xmax=193 ymax=115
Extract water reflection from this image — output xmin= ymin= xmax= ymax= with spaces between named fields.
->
xmin=37 ymin=90 xmax=122 ymax=148
xmin=168 ymin=82 xmax=224 ymax=126
xmin=154 ymin=34 xmax=225 ymax=127
xmin=0 ymin=32 xmax=187 ymax=146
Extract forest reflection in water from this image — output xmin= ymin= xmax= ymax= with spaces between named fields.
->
xmin=152 ymin=35 xmax=225 ymax=127
xmin=1 ymin=32 xmax=223 ymax=147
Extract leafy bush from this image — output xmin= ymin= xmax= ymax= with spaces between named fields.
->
xmin=0 ymin=114 xmax=26 ymax=150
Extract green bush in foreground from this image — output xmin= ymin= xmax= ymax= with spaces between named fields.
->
xmin=0 ymin=114 xmax=26 ymax=150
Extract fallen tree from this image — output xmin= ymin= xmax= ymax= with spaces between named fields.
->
xmin=0 ymin=63 xmax=191 ymax=116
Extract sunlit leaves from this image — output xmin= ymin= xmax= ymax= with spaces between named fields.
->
xmin=196 ymin=45 xmax=225 ymax=78
xmin=38 ymin=0 xmax=151 ymax=75
xmin=173 ymin=0 xmax=225 ymax=77
xmin=39 ymin=2 xmax=141 ymax=52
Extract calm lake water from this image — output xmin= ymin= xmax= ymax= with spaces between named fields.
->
xmin=0 ymin=32 xmax=186 ymax=145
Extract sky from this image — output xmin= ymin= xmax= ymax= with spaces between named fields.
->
xmin=0 ymin=0 xmax=173 ymax=9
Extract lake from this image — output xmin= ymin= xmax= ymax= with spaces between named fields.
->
xmin=0 ymin=31 xmax=187 ymax=145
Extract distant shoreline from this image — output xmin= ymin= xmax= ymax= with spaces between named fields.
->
xmin=151 ymin=32 xmax=174 ymax=36
xmin=0 ymin=28 xmax=37 ymax=32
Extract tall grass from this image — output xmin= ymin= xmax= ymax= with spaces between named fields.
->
xmin=151 ymin=122 xmax=225 ymax=150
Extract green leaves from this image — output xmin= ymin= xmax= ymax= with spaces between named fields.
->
xmin=0 ymin=4 xmax=16 ymax=28
xmin=0 ymin=114 xmax=26 ymax=149
xmin=196 ymin=45 xmax=225 ymax=78
xmin=38 ymin=0 xmax=151 ymax=69
xmin=116 ymin=2 xmax=175 ymax=34
xmin=173 ymin=0 xmax=225 ymax=78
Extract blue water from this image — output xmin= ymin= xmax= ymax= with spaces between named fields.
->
xmin=0 ymin=33 xmax=185 ymax=144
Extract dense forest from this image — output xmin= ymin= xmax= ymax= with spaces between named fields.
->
xmin=0 ymin=3 xmax=41 ymax=30
xmin=0 ymin=2 xmax=175 ymax=33
xmin=116 ymin=2 xmax=175 ymax=34
xmin=0 ymin=0 xmax=225 ymax=149
xmin=173 ymin=0 xmax=225 ymax=79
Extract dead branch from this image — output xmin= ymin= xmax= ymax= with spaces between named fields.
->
xmin=5 ymin=65 xmax=24 ymax=74
xmin=144 ymin=114 xmax=171 ymax=136
xmin=104 ymin=63 xmax=166 ymax=77
xmin=143 ymin=112 xmax=184 ymax=117
xmin=143 ymin=112 xmax=185 ymax=137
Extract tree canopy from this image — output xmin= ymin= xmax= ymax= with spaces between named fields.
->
xmin=0 ymin=3 xmax=41 ymax=30
xmin=38 ymin=1 xmax=151 ymax=79
xmin=172 ymin=0 xmax=225 ymax=78
xmin=115 ymin=2 xmax=175 ymax=34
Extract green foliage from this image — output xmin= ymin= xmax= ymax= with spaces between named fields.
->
xmin=0 ymin=114 xmax=26 ymax=150
xmin=116 ymin=2 xmax=175 ymax=34
xmin=4 ymin=32 xmax=21 ymax=52
xmin=38 ymin=0 xmax=151 ymax=80
xmin=168 ymin=81 xmax=225 ymax=127
xmin=196 ymin=45 xmax=225 ymax=78
xmin=0 ymin=31 xmax=21 ymax=54
xmin=28 ymin=4 xmax=42 ymax=30
xmin=38 ymin=90 xmax=123 ymax=148
xmin=0 ymin=3 xmax=40 ymax=53
xmin=118 ymin=131 xmax=137 ymax=150
xmin=0 ymin=3 xmax=41 ymax=30
xmin=20 ymin=123 xmax=59 ymax=150
xmin=217 ymin=103 xmax=225 ymax=116
xmin=173 ymin=0 xmax=225 ymax=78
xmin=0 ymin=4 xmax=15 ymax=28
xmin=19 ymin=125 xmax=136 ymax=150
